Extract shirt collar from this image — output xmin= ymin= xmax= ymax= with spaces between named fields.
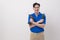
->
xmin=34 ymin=12 xmax=41 ymax=17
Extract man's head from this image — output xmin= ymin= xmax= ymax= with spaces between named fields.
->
xmin=33 ymin=2 xmax=40 ymax=14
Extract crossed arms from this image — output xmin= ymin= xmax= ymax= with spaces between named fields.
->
xmin=29 ymin=18 xmax=45 ymax=28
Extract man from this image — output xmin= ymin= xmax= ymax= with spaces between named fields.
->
xmin=28 ymin=2 xmax=46 ymax=40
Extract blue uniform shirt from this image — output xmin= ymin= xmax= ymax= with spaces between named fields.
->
xmin=28 ymin=12 xmax=46 ymax=33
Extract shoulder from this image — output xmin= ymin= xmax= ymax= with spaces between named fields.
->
xmin=28 ymin=13 xmax=34 ymax=16
xmin=40 ymin=12 xmax=46 ymax=16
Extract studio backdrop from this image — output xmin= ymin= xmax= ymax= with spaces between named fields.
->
xmin=0 ymin=0 xmax=60 ymax=40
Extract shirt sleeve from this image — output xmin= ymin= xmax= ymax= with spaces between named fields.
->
xmin=43 ymin=14 xmax=46 ymax=24
xmin=28 ymin=14 xmax=30 ymax=24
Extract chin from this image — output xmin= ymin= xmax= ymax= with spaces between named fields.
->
xmin=35 ymin=11 xmax=39 ymax=13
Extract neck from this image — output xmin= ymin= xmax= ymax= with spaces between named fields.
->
xmin=35 ymin=12 xmax=39 ymax=16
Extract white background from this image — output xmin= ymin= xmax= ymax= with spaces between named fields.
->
xmin=0 ymin=0 xmax=60 ymax=40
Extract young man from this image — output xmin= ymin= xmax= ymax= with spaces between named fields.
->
xmin=28 ymin=2 xmax=46 ymax=40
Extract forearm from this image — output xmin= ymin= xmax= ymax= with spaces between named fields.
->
xmin=29 ymin=18 xmax=45 ymax=28
xmin=32 ymin=22 xmax=45 ymax=28
xmin=37 ymin=19 xmax=44 ymax=24
xmin=29 ymin=24 xmax=35 ymax=28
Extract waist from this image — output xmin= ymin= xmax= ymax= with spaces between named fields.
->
xmin=30 ymin=26 xmax=44 ymax=33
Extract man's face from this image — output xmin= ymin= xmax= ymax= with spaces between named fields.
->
xmin=33 ymin=5 xmax=40 ymax=13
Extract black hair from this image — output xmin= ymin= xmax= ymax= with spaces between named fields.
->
xmin=33 ymin=2 xmax=40 ymax=7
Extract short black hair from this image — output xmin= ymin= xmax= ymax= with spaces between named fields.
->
xmin=33 ymin=2 xmax=40 ymax=7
